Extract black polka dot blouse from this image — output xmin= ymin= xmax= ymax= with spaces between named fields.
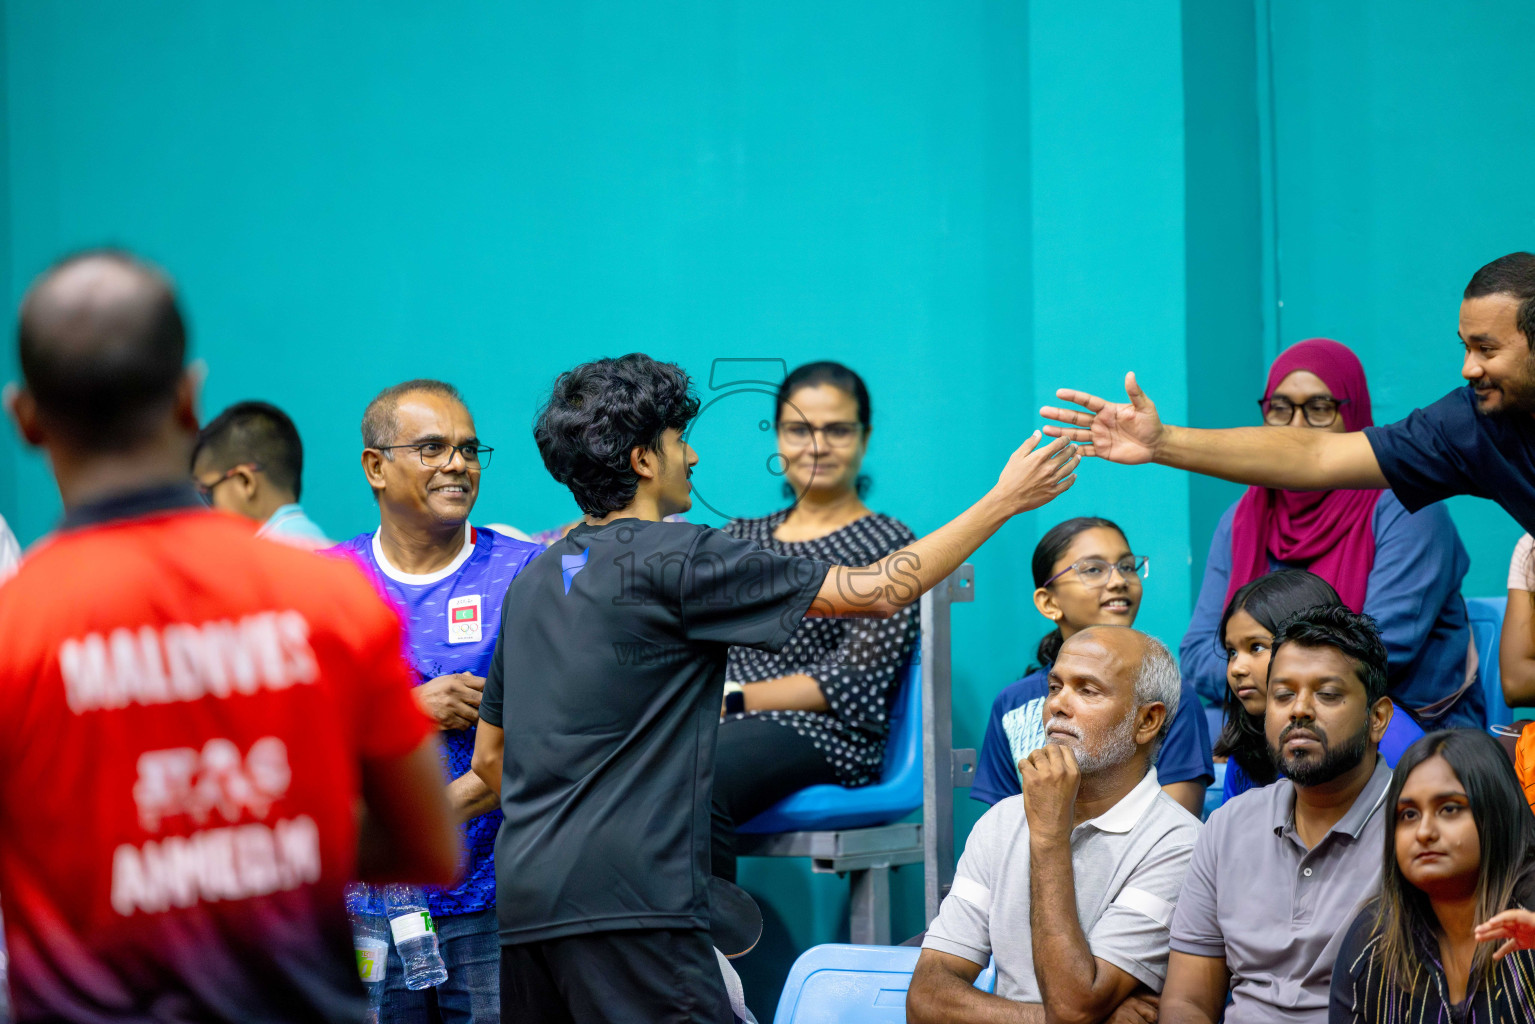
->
xmin=723 ymin=509 xmax=920 ymax=787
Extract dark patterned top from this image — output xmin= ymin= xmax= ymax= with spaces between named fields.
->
xmin=723 ymin=510 xmax=920 ymax=786
xmin=1331 ymin=886 xmax=1535 ymax=1024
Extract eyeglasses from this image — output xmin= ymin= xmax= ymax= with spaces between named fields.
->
xmin=194 ymin=464 xmax=259 ymax=506
xmin=374 ymin=442 xmax=494 ymax=468
xmin=1043 ymin=555 xmax=1149 ymax=589
xmin=777 ymin=421 xmax=862 ymax=447
xmin=1258 ymin=396 xmax=1348 ymax=428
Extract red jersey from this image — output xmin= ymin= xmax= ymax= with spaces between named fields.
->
xmin=0 ymin=494 xmax=432 ymax=1023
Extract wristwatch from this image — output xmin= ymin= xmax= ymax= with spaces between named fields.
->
xmin=723 ymin=681 xmax=746 ymax=716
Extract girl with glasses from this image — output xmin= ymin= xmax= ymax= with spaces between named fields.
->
xmin=1331 ymin=729 xmax=1535 ymax=1023
xmin=1182 ymin=338 xmax=1482 ymax=732
xmin=971 ymin=516 xmax=1215 ymax=817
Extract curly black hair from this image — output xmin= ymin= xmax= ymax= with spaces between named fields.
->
xmin=534 ymin=354 xmax=701 ymax=517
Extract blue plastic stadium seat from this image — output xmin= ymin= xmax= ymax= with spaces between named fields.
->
xmin=1468 ymin=597 xmax=1510 ymax=730
xmin=738 ymin=650 xmax=922 ymax=834
xmin=773 ymin=944 xmax=993 ymax=1023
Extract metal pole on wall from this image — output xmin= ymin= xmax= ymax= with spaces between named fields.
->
xmin=920 ymin=563 xmax=975 ymax=926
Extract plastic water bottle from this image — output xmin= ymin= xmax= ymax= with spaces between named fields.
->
xmin=344 ymin=883 xmax=389 ymax=1022
xmin=383 ymin=884 xmax=448 ymax=990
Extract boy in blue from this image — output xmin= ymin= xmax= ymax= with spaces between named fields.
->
xmin=335 ymin=379 xmax=539 ymax=1024
xmin=972 ymin=517 xmax=1212 ymax=815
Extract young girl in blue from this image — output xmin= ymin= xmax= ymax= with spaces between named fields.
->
xmin=1217 ymin=569 xmax=1423 ymax=800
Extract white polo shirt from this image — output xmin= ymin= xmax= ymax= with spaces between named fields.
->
xmin=924 ymin=769 xmax=1201 ymax=1001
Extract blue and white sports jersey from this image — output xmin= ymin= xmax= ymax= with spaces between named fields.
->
xmin=333 ymin=524 xmax=540 ymax=916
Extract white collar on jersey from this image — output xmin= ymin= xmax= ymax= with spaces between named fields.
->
xmin=370 ymin=522 xmax=476 ymax=585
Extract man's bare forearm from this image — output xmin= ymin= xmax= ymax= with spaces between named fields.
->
xmin=448 ymin=769 xmax=498 ymax=824
xmin=1157 ymin=999 xmax=1221 ymax=1024
xmin=1030 ymin=834 xmax=1113 ymax=1024
xmin=907 ymin=956 xmax=1046 ymax=1024
xmin=1156 ymin=425 xmax=1386 ymax=490
xmin=814 ymin=492 xmax=1010 ymax=619
xmin=1157 ymin=953 xmax=1231 ymax=1024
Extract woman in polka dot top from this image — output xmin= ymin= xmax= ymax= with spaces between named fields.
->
xmin=710 ymin=361 xmax=920 ymax=883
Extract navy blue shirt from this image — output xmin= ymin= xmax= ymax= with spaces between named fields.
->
xmin=1180 ymin=494 xmax=1481 ymax=730
xmin=972 ymin=666 xmax=1214 ymax=806
xmin=1364 ymin=384 xmax=1535 ymax=534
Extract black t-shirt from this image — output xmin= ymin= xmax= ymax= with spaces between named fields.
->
xmin=481 ymin=518 xmax=830 ymax=944
xmin=1363 ymin=385 xmax=1535 ymax=534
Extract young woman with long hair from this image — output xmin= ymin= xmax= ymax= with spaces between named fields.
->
xmin=1331 ymin=729 xmax=1535 ymax=1023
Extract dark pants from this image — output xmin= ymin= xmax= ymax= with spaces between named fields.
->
xmin=500 ymin=928 xmax=732 ymax=1023
xmin=711 ymin=715 xmax=839 ymax=882
xmin=379 ymin=908 xmax=500 ymax=1024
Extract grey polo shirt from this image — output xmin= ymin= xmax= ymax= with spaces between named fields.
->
xmin=923 ymin=770 xmax=1200 ymax=1002
xmin=1169 ymin=756 xmax=1392 ymax=1024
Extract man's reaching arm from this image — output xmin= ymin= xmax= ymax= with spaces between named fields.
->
xmin=809 ymin=433 xmax=1081 ymax=619
xmin=1156 ymin=952 xmax=1231 ymax=1024
xmin=356 ymin=734 xmax=460 ymax=886
xmin=907 ymin=950 xmax=1047 ymax=1024
xmin=1039 ymin=371 xmax=1388 ymax=490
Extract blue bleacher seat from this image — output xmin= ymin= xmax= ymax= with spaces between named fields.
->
xmin=739 ymin=650 xmax=922 ymax=834
xmin=1468 ymin=596 xmax=1510 ymax=730
xmin=773 ymin=944 xmax=993 ymax=1024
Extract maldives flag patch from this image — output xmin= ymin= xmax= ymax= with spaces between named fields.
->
xmin=447 ymin=594 xmax=482 ymax=644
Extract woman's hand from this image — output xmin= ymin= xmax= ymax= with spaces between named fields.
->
xmin=1475 ymin=908 xmax=1535 ymax=961
xmin=990 ymin=432 xmax=1081 ymax=517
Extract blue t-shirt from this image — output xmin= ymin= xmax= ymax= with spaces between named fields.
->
xmin=1364 ymin=385 xmax=1535 ymax=535
xmin=972 ymin=666 xmax=1215 ymax=806
xmin=1221 ymin=700 xmax=1426 ymax=801
xmin=334 ymin=524 xmax=540 ymax=916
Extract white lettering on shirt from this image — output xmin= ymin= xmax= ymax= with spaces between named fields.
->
xmin=59 ymin=611 xmax=319 ymax=714
xmin=109 ymin=816 xmax=322 ymax=916
xmin=111 ymin=737 xmax=320 ymax=916
xmin=133 ymin=737 xmax=293 ymax=833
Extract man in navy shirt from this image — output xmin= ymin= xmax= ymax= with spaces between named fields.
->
xmin=335 ymin=378 xmax=539 ymax=1024
xmin=1039 ymin=252 xmax=1535 ymax=536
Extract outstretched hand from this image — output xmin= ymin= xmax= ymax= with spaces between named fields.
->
xmin=1475 ymin=908 xmax=1535 ymax=961
xmin=992 ymin=432 xmax=1081 ymax=517
xmin=1040 ymin=371 xmax=1164 ymax=465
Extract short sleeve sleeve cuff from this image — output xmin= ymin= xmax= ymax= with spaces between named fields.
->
xmin=1168 ymin=936 xmax=1226 ymax=959
xmin=919 ymin=934 xmax=990 ymax=968
xmin=1511 ymin=534 xmax=1535 ymax=592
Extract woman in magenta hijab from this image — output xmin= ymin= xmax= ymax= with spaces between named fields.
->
xmin=1181 ymin=338 xmax=1483 ymax=730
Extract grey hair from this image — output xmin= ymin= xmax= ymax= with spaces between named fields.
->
xmin=1132 ymin=633 xmax=1182 ymax=763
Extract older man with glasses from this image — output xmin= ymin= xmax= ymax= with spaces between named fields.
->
xmin=333 ymin=378 xmax=541 ymax=1024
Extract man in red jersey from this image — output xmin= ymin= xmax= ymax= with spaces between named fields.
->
xmin=0 ymin=250 xmax=459 ymax=1023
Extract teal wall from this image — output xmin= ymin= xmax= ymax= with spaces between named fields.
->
xmin=0 ymin=1 xmax=1528 ymax=1015
xmin=1264 ymin=0 xmax=1531 ymax=596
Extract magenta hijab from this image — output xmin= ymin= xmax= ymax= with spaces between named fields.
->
xmin=1225 ymin=338 xmax=1382 ymax=613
